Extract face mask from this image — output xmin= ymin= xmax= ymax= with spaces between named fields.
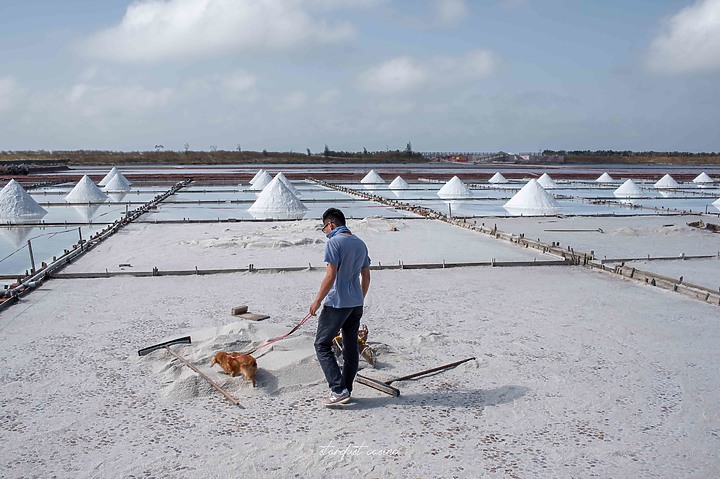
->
xmin=326 ymin=225 xmax=351 ymax=239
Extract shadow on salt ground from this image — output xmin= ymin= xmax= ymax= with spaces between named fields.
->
xmin=349 ymin=385 xmax=529 ymax=410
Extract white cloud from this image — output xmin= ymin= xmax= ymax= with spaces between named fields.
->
xmin=646 ymin=0 xmax=720 ymax=75
xmin=358 ymin=57 xmax=428 ymax=94
xmin=64 ymin=83 xmax=173 ymax=117
xmin=81 ymin=0 xmax=356 ymax=63
xmin=0 ymin=76 xmax=23 ymax=112
xmin=317 ymin=89 xmax=341 ymax=104
xmin=432 ymin=0 xmax=468 ymax=27
xmin=358 ymin=49 xmax=502 ymax=94
xmin=222 ymin=70 xmax=257 ymax=92
xmin=275 ymin=91 xmax=308 ymax=110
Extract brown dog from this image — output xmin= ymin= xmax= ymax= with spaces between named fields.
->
xmin=210 ymin=351 xmax=257 ymax=387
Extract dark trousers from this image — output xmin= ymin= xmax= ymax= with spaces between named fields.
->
xmin=314 ymin=305 xmax=363 ymax=394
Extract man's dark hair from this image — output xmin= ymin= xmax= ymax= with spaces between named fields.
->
xmin=322 ymin=208 xmax=346 ymax=226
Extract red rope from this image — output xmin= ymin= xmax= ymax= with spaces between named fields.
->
xmin=241 ymin=313 xmax=313 ymax=355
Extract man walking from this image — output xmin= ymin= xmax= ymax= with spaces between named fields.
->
xmin=310 ymin=208 xmax=371 ymax=406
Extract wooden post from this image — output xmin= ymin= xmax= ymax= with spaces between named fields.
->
xmin=27 ymin=239 xmax=36 ymax=273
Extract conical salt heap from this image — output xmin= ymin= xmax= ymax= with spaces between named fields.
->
xmin=693 ymin=172 xmax=714 ymax=186
xmin=537 ymin=173 xmax=557 ymax=189
xmin=388 ymin=176 xmax=409 ymax=190
xmin=596 ymin=172 xmax=614 ymax=183
xmin=275 ymin=172 xmax=301 ymax=196
xmin=248 ymin=177 xmax=307 ymax=219
xmin=488 ymin=172 xmax=508 ymax=184
xmin=103 ymin=173 xmax=131 ymax=192
xmin=504 ymin=179 xmax=560 ymax=211
xmin=249 ymin=169 xmax=266 ymax=185
xmin=65 ymin=175 xmax=108 ymax=203
xmin=654 ymin=174 xmax=679 ymax=189
xmin=99 ymin=167 xmax=119 ymax=186
xmin=437 ymin=176 xmax=472 ymax=199
xmin=250 ymin=171 xmax=273 ymax=191
xmin=0 ymin=179 xmax=48 ymax=219
xmin=613 ymin=179 xmax=643 ymax=199
xmin=361 ymin=170 xmax=385 ymax=184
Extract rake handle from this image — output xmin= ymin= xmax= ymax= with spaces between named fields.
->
xmin=388 ymin=357 xmax=476 ymax=385
xmin=165 ymin=348 xmax=243 ymax=408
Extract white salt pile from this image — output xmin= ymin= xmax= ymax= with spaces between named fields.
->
xmin=65 ymin=175 xmax=109 ymax=203
xmin=504 ymin=179 xmax=560 ymax=212
xmin=388 ymin=176 xmax=410 ymax=190
xmin=596 ymin=172 xmax=614 ymax=183
xmin=654 ymin=174 xmax=679 ymax=189
xmin=0 ymin=179 xmax=48 ymax=219
xmin=248 ymin=177 xmax=307 ymax=219
xmin=249 ymin=169 xmax=266 ymax=185
xmin=693 ymin=172 xmax=714 ymax=186
xmin=250 ymin=171 xmax=273 ymax=191
xmin=537 ymin=173 xmax=557 ymax=189
xmin=488 ymin=172 xmax=508 ymax=184
xmin=99 ymin=167 xmax=119 ymax=187
xmin=613 ymin=179 xmax=643 ymax=199
xmin=361 ymin=170 xmax=385 ymax=184
xmin=713 ymin=197 xmax=720 ymax=206
xmin=437 ymin=176 xmax=472 ymax=199
xmin=103 ymin=173 xmax=131 ymax=192
xmin=274 ymin=172 xmax=301 ymax=196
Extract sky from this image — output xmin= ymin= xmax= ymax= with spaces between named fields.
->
xmin=1 ymin=0 xmax=719 ymax=153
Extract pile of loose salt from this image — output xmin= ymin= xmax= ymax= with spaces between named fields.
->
xmin=437 ymin=176 xmax=472 ymax=199
xmin=488 ymin=172 xmax=508 ymax=184
xmin=0 ymin=179 xmax=48 ymax=220
xmin=65 ymin=175 xmax=108 ymax=203
xmin=361 ymin=170 xmax=385 ymax=184
xmin=613 ymin=179 xmax=643 ymax=199
xmin=248 ymin=177 xmax=307 ymax=219
xmin=503 ymin=179 xmax=559 ymax=212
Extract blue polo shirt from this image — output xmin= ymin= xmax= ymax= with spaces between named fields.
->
xmin=323 ymin=233 xmax=371 ymax=308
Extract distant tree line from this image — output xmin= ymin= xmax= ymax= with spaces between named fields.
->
xmin=0 ymin=146 xmax=428 ymax=166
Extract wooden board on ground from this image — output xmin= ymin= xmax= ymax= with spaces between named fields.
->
xmin=238 ymin=312 xmax=270 ymax=321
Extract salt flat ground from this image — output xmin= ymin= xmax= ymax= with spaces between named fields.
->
xmin=1 ymin=216 xmax=719 ymax=478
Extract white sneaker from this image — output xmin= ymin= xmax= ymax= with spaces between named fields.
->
xmin=323 ymin=389 xmax=351 ymax=406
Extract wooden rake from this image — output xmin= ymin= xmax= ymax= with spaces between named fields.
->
xmin=138 ymin=336 xmax=243 ymax=408
xmin=356 ymin=357 xmax=476 ymax=397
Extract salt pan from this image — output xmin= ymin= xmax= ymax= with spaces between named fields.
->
xmin=437 ymin=176 xmax=472 ymax=199
xmin=0 ymin=179 xmax=48 ymax=219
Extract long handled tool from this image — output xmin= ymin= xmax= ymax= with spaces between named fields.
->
xmin=356 ymin=357 xmax=476 ymax=397
xmin=138 ymin=336 xmax=244 ymax=408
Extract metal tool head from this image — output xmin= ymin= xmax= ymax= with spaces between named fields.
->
xmin=137 ymin=336 xmax=192 ymax=356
